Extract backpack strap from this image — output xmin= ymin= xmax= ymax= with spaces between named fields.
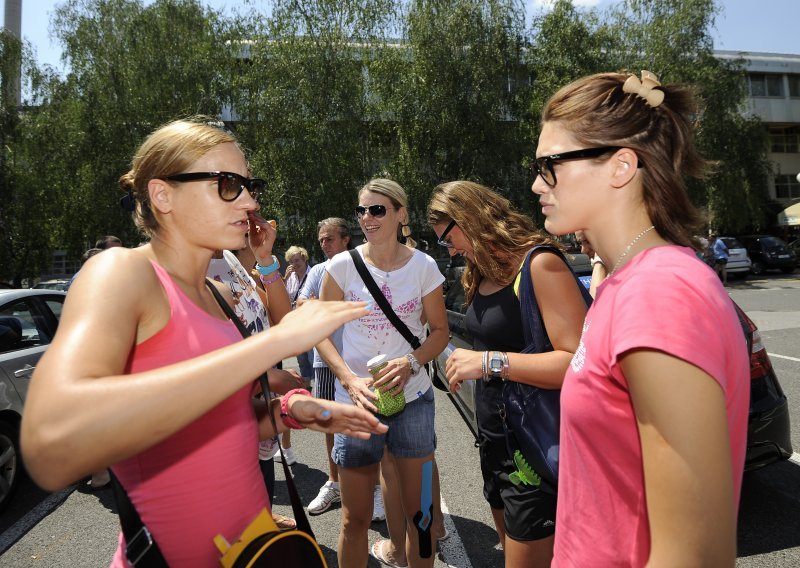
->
xmin=518 ymin=246 xmax=593 ymax=353
xmin=205 ymin=279 xmax=316 ymax=539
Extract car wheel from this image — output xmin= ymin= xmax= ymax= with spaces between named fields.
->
xmin=780 ymin=266 xmax=795 ymax=274
xmin=0 ymin=421 xmax=21 ymax=513
xmin=751 ymin=261 xmax=764 ymax=275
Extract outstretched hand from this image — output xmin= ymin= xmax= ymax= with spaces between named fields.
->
xmin=288 ymin=396 xmax=388 ymax=439
xmin=270 ymin=299 xmax=370 ymax=354
xmin=445 ymin=348 xmax=482 ymax=393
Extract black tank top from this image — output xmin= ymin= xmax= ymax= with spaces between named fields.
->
xmin=465 ymin=282 xmax=526 ymax=441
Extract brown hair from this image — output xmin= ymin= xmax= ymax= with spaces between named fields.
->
xmin=119 ymin=118 xmax=239 ymax=238
xmin=427 ymin=181 xmax=559 ymax=305
xmin=542 ymin=72 xmax=708 ymax=248
xmin=359 ymin=178 xmax=416 ymax=249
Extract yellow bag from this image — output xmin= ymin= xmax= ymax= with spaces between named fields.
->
xmin=215 ymin=508 xmax=328 ymax=568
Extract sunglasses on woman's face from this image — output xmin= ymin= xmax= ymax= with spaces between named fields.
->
xmin=437 ymin=220 xmax=457 ymax=248
xmin=164 ymin=171 xmax=265 ymax=202
xmin=355 ymin=204 xmax=388 ymax=218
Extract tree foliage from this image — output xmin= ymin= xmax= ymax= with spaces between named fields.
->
xmin=0 ymin=0 xmax=776 ymax=280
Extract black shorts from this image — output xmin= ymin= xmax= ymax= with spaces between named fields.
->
xmin=313 ymin=367 xmax=336 ymax=401
xmin=477 ymin=380 xmax=557 ymax=541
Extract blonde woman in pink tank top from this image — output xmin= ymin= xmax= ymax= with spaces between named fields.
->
xmin=20 ymin=118 xmax=387 ymax=567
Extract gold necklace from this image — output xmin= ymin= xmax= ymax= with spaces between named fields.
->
xmin=609 ymin=226 xmax=655 ymax=275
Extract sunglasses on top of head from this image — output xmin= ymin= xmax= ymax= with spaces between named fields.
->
xmin=532 ymin=146 xmax=644 ymax=187
xmin=355 ymin=204 xmax=388 ymax=218
xmin=163 ymin=171 xmax=265 ymax=202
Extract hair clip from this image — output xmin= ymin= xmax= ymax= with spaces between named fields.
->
xmin=622 ymin=70 xmax=664 ymax=108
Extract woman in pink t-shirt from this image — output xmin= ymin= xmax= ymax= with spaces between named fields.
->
xmin=531 ymin=72 xmax=749 ymax=566
xmin=20 ymin=118 xmax=386 ymax=567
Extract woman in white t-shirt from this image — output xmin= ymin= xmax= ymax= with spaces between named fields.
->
xmin=317 ymin=178 xmax=448 ymax=568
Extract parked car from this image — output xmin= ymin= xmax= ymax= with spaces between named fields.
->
xmin=0 ymin=289 xmax=66 ymax=512
xmin=33 ymin=279 xmax=71 ymax=291
xmin=789 ymin=239 xmax=800 ymax=266
xmin=738 ymin=235 xmax=796 ymax=275
xmin=431 ymin=275 xmax=793 ymax=472
xmin=717 ymin=237 xmax=752 ymax=278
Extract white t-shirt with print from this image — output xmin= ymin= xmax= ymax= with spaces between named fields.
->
xmin=326 ymin=245 xmax=444 ymax=405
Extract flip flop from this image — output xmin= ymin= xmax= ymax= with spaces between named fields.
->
xmin=271 ymin=512 xmax=297 ymax=530
xmin=370 ymin=539 xmax=408 ymax=568
xmin=437 ymin=529 xmax=451 ymax=542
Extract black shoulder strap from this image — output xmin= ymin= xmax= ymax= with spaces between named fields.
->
xmin=205 ymin=279 xmax=315 ymax=539
xmin=348 ymin=249 xmax=421 ymax=350
xmin=110 ymin=471 xmax=169 ymax=567
xmin=518 ymin=245 xmax=593 ymax=353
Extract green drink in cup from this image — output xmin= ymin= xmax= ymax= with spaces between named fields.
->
xmin=367 ymin=354 xmax=406 ymax=417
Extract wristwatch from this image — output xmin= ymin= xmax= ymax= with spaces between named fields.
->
xmin=405 ymin=353 xmax=421 ymax=375
xmin=488 ymin=351 xmax=504 ymax=379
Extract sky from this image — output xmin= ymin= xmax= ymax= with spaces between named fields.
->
xmin=5 ymin=0 xmax=800 ymax=73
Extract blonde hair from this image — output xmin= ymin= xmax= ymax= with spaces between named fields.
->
xmin=285 ymin=245 xmax=309 ymax=262
xmin=428 ymin=181 xmax=559 ymax=304
xmin=119 ymin=117 xmax=240 ymax=238
xmin=359 ymin=178 xmax=416 ymax=249
xmin=542 ymin=72 xmax=707 ymax=248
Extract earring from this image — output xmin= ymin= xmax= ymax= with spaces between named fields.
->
xmin=401 ymin=224 xmax=412 ymax=237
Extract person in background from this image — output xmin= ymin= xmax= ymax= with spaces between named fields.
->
xmin=207 ymin=247 xmax=301 ymax=530
xmin=297 ymin=218 xmax=353 ymax=517
xmin=95 ymin=235 xmax=123 ymax=250
xmin=317 ymin=178 xmax=449 ymax=568
xmin=711 ymin=233 xmax=729 ymax=285
xmin=279 ymin=245 xmax=313 ymax=466
xmin=531 ymin=71 xmax=749 ymax=566
xmin=19 ymin=117 xmax=385 ymax=566
xmin=574 ymin=230 xmax=607 ymax=299
xmin=429 ymin=181 xmax=588 ymax=567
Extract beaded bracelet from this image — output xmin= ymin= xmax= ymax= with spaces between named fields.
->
xmin=260 ymin=271 xmax=282 ymax=287
xmin=280 ymin=388 xmax=311 ymax=430
xmin=255 ymin=255 xmax=280 ymax=276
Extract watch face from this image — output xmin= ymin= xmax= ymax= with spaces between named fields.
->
xmin=489 ymin=354 xmax=503 ymax=373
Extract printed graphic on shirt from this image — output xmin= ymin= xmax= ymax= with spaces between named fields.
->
xmin=570 ymin=319 xmax=589 ymax=373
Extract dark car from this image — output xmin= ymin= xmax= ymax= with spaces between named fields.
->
xmin=738 ymin=235 xmax=796 ymax=275
xmin=0 ymin=289 xmax=66 ymax=511
xmin=431 ymin=276 xmax=793 ymax=472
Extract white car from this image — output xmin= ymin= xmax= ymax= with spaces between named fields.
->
xmin=719 ymin=237 xmax=752 ymax=278
xmin=0 ymin=289 xmax=66 ymax=511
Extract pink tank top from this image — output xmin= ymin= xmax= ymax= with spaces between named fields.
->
xmin=110 ymin=261 xmax=267 ymax=567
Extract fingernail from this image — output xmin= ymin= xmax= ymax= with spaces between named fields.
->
xmin=321 ymin=410 xmax=330 ymax=418
xmin=365 ymin=302 xmax=374 ymax=311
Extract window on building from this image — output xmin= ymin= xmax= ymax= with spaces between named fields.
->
xmin=749 ymin=73 xmax=784 ymax=97
xmin=789 ymin=74 xmax=800 ymax=97
xmin=774 ymin=174 xmax=800 ymax=199
xmin=769 ymin=127 xmax=800 ymax=153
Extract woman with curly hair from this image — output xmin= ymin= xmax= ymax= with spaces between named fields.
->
xmin=428 ymin=181 xmax=589 ymax=567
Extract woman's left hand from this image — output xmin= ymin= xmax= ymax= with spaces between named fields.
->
xmin=288 ymin=396 xmax=389 ymax=439
xmin=445 ymin=348 xmax=483 ymax=393
xmin=370 ymin=357 xmax=412 ymax=396
xmin=247 ymin=211 xmax=277 ymax=263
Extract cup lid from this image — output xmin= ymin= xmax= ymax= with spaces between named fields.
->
xmin=367 ymin=354 xmax=388 ymax=368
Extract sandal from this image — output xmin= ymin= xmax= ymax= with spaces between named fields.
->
xmin=370 ymin=539 xmax=408 ymax=568
xmin=271 ymin=512 xmax=296 ymax=530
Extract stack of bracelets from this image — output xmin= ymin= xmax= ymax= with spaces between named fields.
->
xmin=255 ymin=255 xmax=282 ymax=287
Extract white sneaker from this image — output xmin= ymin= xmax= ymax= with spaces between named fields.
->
xmin=307 ymin=481 xmax=341 ymax=515
xmin=372 ymin=485 xmax=385 ymax=522
xmin=275 ymin=446 xmax=297 ymax=466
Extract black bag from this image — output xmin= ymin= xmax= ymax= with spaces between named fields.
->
xmin=500 ymin=246 xmax=592 ymax=495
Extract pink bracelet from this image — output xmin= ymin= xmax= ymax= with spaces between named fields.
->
xmin=260 ymin=271 xmax=282 ymax=286
xmin=280 ymin=388 xmax=311 ymax=430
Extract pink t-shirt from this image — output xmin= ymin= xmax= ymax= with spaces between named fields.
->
xmin=110 ymin=261 xmax=268 ymax=567
xmin=553 ymin=246 xmax=749 ymax=567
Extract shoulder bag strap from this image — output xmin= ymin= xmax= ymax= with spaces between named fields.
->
xmin=518 ymin=246 xmax=593 ymax=352
xmin=205 ymin=280 xmax=315 ymax=539
xmin=348 ymin=249 xmax=421 ymax=350
xmin=110 ymin=471 xmax=169 ymax=567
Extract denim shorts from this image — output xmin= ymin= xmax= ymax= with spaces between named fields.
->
xmin=333 ymin=387 xmax=436 ymax=468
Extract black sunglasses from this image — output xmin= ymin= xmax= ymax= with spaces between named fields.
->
xmin=437 ymin=220 xmax=457 ymax=248
xmin=533 ymin=147 xmax=642 ymax=187
xmin=355 ymin=204 xmax=388 ymax=218
xmin=163 ymin=171 xmax=265 ymax=202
